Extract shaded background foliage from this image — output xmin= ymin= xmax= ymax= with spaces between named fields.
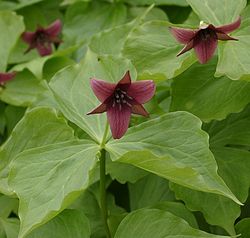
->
xmin=0 ymin=0 xmax=250 ymax=238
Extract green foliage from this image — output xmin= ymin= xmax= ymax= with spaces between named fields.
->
xmin=0 ymin=0 xmax=249 ymax=237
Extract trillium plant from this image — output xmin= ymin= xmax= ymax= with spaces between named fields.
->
xmin=0 ymin=1 xmax=250 ymax=238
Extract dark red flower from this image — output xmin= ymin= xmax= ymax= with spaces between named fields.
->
xmin=170 ymin=17 xmax=241 ymax=64
xmin=21 ymin=19 xmax=62 ymax=56
xmin=0 ymin=72 xmax=16 ymax=86
xmin=87 ymin=71 xmax=156 ymax=139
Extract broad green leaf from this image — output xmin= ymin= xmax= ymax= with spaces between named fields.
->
xmin=49 ymin=50 xmax=136 ymax=143
xmin=0 ymin=70 xmax=46 ymax=107
xmin=0 ymin=194 xmax=18 ymax=218
xmin=63 ymin=1 xmax=127 ymax=47
xmin=123 ymin=0 xmax=188 ymax=6
xmin=106 ymin=112 xmax=241 ymax=204
xmin=128 ymin=174 xmax=175 ymax=210
xmin=0 ymin=107 xmax=74 ymax=195
xmin=0 ymin=11 xmax=25 ymax=71
xmin=206 ymin=106 xmax=250 ymax=202
xmin=70 ymin=182 xmax=125 ymax=238
xmin=0 ymin=218 xmax=19 ymax=238
xmin=152 ymin=202 xmax=198 ymax=229
xmin=114 ymin=209 xmax=229 ymax=238
xmin=215 ymin=6 xmax=250 ymax=80
xmin=9 ymin=140 xmax=99 ymax=238
xmin=170 ymin=60 xmax=250 ymax=122
xmin=235 ymin=218 xmax=250 ymax=238
xmin=27 ymin=209 xmax=91 ymax=238
xmin=172 ymin=107 xmax=250 ymax=235
xmin=123 ymin=20 xmax=196 ymax=81
xmin=170 ymin=183 xmax=240 ymax=235
xmin=186 ymin=0 xmax=246 ymax=25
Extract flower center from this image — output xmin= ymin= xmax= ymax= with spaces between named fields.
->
xmin=36 ymin=31 xmax=49 ymax=44
xmin=198 ymin=28 xmax=217 ymax=41
xmin=112 ymin=88 xmax=133 ymax=111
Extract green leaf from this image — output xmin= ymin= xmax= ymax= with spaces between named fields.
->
xmin=170 ymin=59 xmax=250 ymax=122
xmin=63 ymin=1 xmax=127 ymax=47
xmin=171 ymin=106 xmax=250 ymax=235
xmin=0 ymin=107 xmax=74 ymax=195
xmin=122 ymin=20 xmax=196 ymax=81
xmin=170 ymin=183 xmax=240 ymax=235
xmin=128 ymin=174 xmax=175 ymax=210
xmin=186 ymin=0 xmax=246 ymax=25
xmin=0 ymin=11 xmax=25 ymax=71
xmin=114 ymin=208 xmax=230 ymax=238
xmin=0 ymin=70 xmax=46 ymax=107
xmin=9 ymin=140 xmax=99 ymax=238
xmin=0 ymin=218 xmax=19 ymax=238
xmin=49 ymin=50 xmax=136 ymax=143
xmin=123 ymin=0 xmax=188 ymax=6
xmin=27 ymin=209 xmax=91 ymax=238
xmin=106 ymin=112 xmax=241 ymax=204
xmin=235 ymin=218 xmax=250 ymax=238
xmin=0 ymin=194 xmax=18 ymax=218
xmin=215 ymin=6 xmax=250 ymax=80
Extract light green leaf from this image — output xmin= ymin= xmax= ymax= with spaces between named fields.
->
xmin=0 ymin=11 xmax=25 ymax=71
xmin=170 ymin=59 xmax=250 ymax=122
xmin=0 ymin=194 xmax=18 ymax=218
xmin=235 ymin=218 xmax=250 ymax=238
xmin=0 ymin=218 xmax=19 ymax=238
xmin=123 ymin=20 xmax=196 ymax=81
xmin=123 ymin=0 xmax=188 ymax=6
xmin=106 ymin=112 xmax=241 ymax=204
xmin=215 ymin=6 xmax=250 ymax=80
xmin=186 ymin=0 xmax=246 ymax=25
xmin=0 ymin=70 xmax=46 ymax=107
xmin=0 ymin=107 xmax=74 ymax=195
xmin=170 ymin=183 xmax=240 ymax=235
xmin=114 ymin=209 xmax=229 ymax=238
xmin=128 ymin=174 xmax=175 ymax=210
xmin=63 ymin=1 xmax=127 ymax=47
xmin=49 ymin=50 xmax=136 ymax=143
xmin=9 ymin=140 xmax=99 ymax=238
xmin=27 ymin=209 xmax=91 ymax=238
xmin=171 ymin=106 xmax=250 ymax=235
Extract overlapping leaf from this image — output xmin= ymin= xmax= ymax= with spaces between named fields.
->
xmin=106 ymin=111 xmax=241 ymax=204
xmin=115 ymin=209 xmax=230 ymax=238
xmin=171 ymin=59 xmax=250 ymax=122
xmin=123 ymin=20 xmax=197 ymax=81
xmin=0 ymin=11 xmax=24 ymax=71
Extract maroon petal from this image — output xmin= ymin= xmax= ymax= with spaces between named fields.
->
xmin=45 ymin=19 xmax=62 ymax=37
xmin=131 ymin=104 xmax=149 ymax=117
xmin=90 ymin=79 xmax=116 ymax=103
xmin=37 ymin=43 xmax=53 ymax=56
xmin=118 ymin=71 xmax=131 ymax=85
xmin=177 ymin=40 xmax=194 ymax=56
xmin=128 ymin=80 xmax=155 ymax=104
xmin=0 ymin=72 xmax=16 ymax=84
xmin=170 ymin=27 xmax=196 ymax=44
xmin=215 ymin=17 xmax=241 ymax=34
xmin=21 ymin=32 xmax=35 ymax=44
xmin=107 ymin=106 xmax=131 ymax=139
xmin=193 ymin=37 xmax=218 ymax=64
xmin=216 ymin=32 xmax=238 ymax=41
xmin=87 ymin=103 xmax=107 ymax=115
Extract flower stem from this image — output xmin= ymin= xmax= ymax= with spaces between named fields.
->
xmin=100 ymin=149 xmax=111 ymax=238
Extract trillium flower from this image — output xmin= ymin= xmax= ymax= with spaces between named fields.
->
xmin=87 ymin=71 xmax=156 ymax=139
xmin=21 ymin=19 xmax=62 ymax=56
xmin=0 ymin=72 xmax=16 ymax=86
xmin=170 ymin=17 xmax=241 ymax=64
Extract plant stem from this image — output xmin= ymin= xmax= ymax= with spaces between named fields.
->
xmin=100 ymin=149 xmax=111 ymax=238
